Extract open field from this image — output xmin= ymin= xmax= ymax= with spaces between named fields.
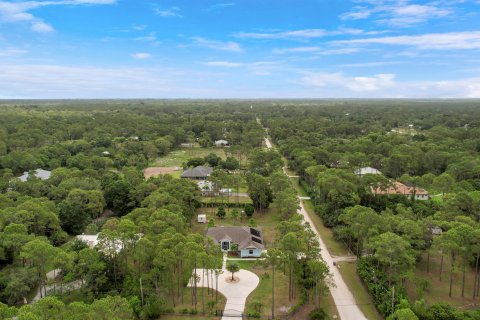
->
xmin=152 ymin=148 xmax=226 ymax=167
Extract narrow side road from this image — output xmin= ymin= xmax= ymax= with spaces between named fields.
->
xmin=264 ymin=137 xmax=368 ymax=320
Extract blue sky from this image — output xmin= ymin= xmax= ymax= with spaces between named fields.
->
xmin=0 ymin=0 xmax=480 ymax=98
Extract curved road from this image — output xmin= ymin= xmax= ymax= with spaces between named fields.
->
xmin=265 ymin=137 xmax=367 ymax=320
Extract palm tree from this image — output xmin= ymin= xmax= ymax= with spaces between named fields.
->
xmin=226 ymin=262 xmax=239 ymax=281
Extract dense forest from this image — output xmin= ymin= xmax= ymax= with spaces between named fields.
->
xmin=0 ymin=101 xmax=327 ymax=320
xmin=262 ymin=100 xmax=480 ymax=320
xmin=2 ymin=100 xmax=480 ymax=320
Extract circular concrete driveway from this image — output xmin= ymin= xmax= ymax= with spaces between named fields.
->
xmin=188 ymin=264 xmax=260 ymax=319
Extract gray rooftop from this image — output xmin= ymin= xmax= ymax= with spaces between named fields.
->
xmin=181 ymin=166 xmax=213 ymax=179
xmin=206 ymin=226 xmax=264 ymax=250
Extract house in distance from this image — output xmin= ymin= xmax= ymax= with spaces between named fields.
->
xmin=206 ymin=226 xmax=264 ymax=258
xmin=214 ymin=139 xmax=229 ymax=147
xmin=18 ymin=169 xmax=52 ymax=182
xmin=371 ymin=181 xmax=430 ymax=200
xmin=355 ymin=167 xmax=382 ymax=176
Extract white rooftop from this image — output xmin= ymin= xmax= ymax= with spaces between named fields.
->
xmin=19 ymin=169 xmax=52 ymax=182
xmin=354 ymin=167 xmax=382 ymax=176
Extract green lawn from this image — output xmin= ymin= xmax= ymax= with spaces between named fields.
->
xmin=226 ymin=259 xmax=258 ymax=271
xmin=152 ymin=148 xmax=226 ymax=167
xmin=167 ymin=170 xmax=182 ymax=179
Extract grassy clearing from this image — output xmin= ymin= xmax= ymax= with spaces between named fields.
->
xmin=407 ymin=252 xmax=480 ymax=309
xmin=338 ymin=261 xmax=383 ymax=320
xmin=153 ymin=148 xmax=226 ymax=167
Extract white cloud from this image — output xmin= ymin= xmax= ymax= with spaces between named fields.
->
xmin=0 ymin=48 xmax=28 ymax=57
xmin=302 ymin=72 xmax=396 ymax=92
xmin=155 ymin=6 xmax=181 ymax=17
xmin=31 ymin=20 xmax=54 ymax=33
xmin=191 ymin=37 xmax=242 ymax=52
xmin=0 ymin=0 xmax=116 ymax=33
xmin=131 ymin=24 xmax=147 ymax=31
xmin=234 ymin=28 xmax=384 ymax=41
xmin=205 ymin=61 xmax=244 ymax=67
xmin=300 ymin=71 xmax=480 ymax=98
xmin=209 ymin=2 xmax=235 ymax=10
xmin=0 ymin=63 xmax=479 ymax=99
xmin=0 ymin=63 xmax=172 ymax=98
xmin=273 ymin=46 xmax=358 ymax=55
xmin=342 ymin=1 xmax=453 ymax=27
xmin=235 ymin=29 xmax=327 ymax=40
xmin=334 ymin=31 xmax=480 ymax=50
xmin=131 ymin=53 xmax=152 ymax=60
xmin=203 ymin=60 xmax=277 ymax=76
xmin=134 ymin=32 xmax=161 ymax=46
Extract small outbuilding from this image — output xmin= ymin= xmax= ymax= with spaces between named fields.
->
xmin=198 ymin=214 xmax=207 ymax=224
xmin=214 ymin=140 xmax=229 ymax=147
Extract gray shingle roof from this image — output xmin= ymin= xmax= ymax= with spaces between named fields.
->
xmin=206 ymin=226 xmax=264 ymax=250
xmin=181 ymin=166 xmax=213 ymax=179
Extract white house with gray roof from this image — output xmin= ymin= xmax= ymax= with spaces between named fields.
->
xmin=206 ymin=226 xmax=264 ymax=258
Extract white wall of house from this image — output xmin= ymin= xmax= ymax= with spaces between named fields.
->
xmin=240 ymin=248 xmax=263 ymax=258
xmin=414 ymin=194 xmax=430 ymax=201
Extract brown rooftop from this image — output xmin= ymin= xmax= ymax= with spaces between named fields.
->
xmin=372 ymin=181 xmax=429 ymax=196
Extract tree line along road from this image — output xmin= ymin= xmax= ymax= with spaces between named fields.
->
xmin=264 ymin=135 xmax=368 ymax=320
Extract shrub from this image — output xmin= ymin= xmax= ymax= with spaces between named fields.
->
xmin=216 ymin=206 xmax=226 ymax=219
xmin=309 ymin=308 xmax=329 ymax=320
xmin=244 ymin=204 xmax=254 ymax=217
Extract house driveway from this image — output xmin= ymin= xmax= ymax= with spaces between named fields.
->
xmin=188 ymin=255 xmax=260 ymax=319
